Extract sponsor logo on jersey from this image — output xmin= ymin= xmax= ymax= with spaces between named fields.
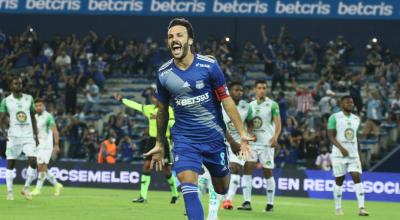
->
xmin=16 ymin=111 xmax=27 ymax=123
xmin=252 ymin=116 xmax=263 ymax=129
xmin=195 ymin=63 xmax=210 ymax=68
xmin=175 ymin=93 xmax=210 ymax=106
xmin=182 ymin=81 xmax=190 ymax=88
xmin=195 ymin=80 xmax=204 ymax=89
xmin=344 ymin=128 xmax=355 ymax=140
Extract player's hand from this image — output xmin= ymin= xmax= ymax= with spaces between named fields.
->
xmin=229 ymin=140 xmax=241 ymax=155
xmin=240 ymin=134 xmax=254 ymax=160
xmin=113 ymin=93 xmax=123 ymax=102
xmin=339 ymin=147 xmax=349 ymax=157
xmin=53 ymin=144 xmax=60 ymax=155
xmin=269 ymin=136 xmax=278 ymax=148
xmin=144 ymin=142 xmax=165 ymax=172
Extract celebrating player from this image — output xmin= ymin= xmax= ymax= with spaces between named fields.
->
xmin=144 ymin=18 xmax=252 ymax=220
xmin=114 ymin=93 xmax=179 ymax=204
xmin=221 ymin=82 xmax=249 ymax=210
xmin=237 ymin=80 xmax=281 ymax=212
xmin=0 ymin=78 xmax=39 ymax=201
xmin=30 ymin=98 xmax=63 ymax=196
xmin=327 ymin=95 xmax=369 ymax=216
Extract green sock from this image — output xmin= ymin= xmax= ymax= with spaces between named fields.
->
xmin=167 ymin=176 xmax=179 ymax=197
xmin=140 ymin=174 xmax=151 ymax=199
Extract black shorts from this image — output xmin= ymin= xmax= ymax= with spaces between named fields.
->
xmin=144 ymin=137 xmax=172 ymax=164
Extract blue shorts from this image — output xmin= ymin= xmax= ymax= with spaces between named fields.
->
xmin=173 ymin=139 xmax=230 ymax=178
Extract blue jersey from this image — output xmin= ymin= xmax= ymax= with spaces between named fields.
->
xmin=156 ymin=54 xmax=229 ymax=144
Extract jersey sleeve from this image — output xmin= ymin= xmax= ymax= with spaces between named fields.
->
xmin=156 ymin=73 xmax=170 ymax=106
xmin=0 ymin=99 xmax=7 ymax=113
xmin=327 ymin=114 xmax=336 ymax=130
xmin=46 ymin=114 xmax=56 ymax=129
xmin=122 ymin=99 xmax=144 ymax=113
xmin=142 ymin=105 xmax=155 ymax=118
xmin=271 ymin=101 xmax=280 ymax=116
xmin=246 ymin=105 xmax=253 ymax=120
xmin=210 ymin=62 xmax=229 ymax=101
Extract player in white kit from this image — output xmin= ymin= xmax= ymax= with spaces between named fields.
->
xmin=30 ymin=98 xmax=63 ymax=196
xmin=0 ymin=78 xmax=39 ymax=201
xmin=327 ymin=95 xmax=369 ymax=216
xmin=237 ymin=80 xmax=281 ymax=212
xmin=221 ymin=81 xmax=249 ymax=210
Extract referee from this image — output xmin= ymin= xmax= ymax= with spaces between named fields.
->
xmin=114 ymin=92 xmax=178 ymax=204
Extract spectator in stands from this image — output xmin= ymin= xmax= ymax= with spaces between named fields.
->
xmin=98 ymin=131 xmax=117 ymax=164
xmin=363 ymin=90 xmax=384 ymax=138
xmin=389 ymin=92 xmax=400 ymax=123
xmin=82 ymin=126 xmax=99 ymax=161
xmin=241 ymin=40 xmax=260 ymax=64
xmin=362 ymin=50 xmax=382 ymax=76
xmin=272 ymin=52 xmax=288 ymax=91
xmin=296 ymin=86 xmax=315 ymax=116
xmin=83 ymin=78 xmax=100 ymax=113
xmin=55 ymin=50 xmax=71 ymax=70
xmin=62 ymin=116 xmax=87 ymax=158
xmin=114 ymin=112 xmax=134 ymax=140
xmin=349 ymin=72 xmax=363 ymax=114
xmin=386 ymin=57 xmax=400 ymax=82
xmin=319 ymin=89 xmax=337 ymax=118
xmin=117 ymin=135 xmax=137 ymax=163
xmin=278 ymin=92 xmax=288 ymax=127
xmin=315 ymin=147 xmax=332 ymax=171
xmin=299 ymin=47 xmax=318 ymax=72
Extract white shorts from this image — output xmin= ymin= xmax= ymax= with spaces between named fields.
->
xmin=248 ymin=145 xmax=275 ymax=169
xmin=331 ymin=156 xmax=362 ymax=177
xmin=6 ymin=138 xmax=37 ymax=159
xmin=36 ymin=148 xmax=53 ymax=164
xmin=228 ymin=145 xmax=246 ymax=166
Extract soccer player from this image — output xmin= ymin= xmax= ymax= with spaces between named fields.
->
xmin=145 ymin=18 xmax=252 ymax=220
xmin=221 ymin=82 xmax=249 ymax=210
xmin=113 ymin=93 xmax=179 ymax=204
xmin=327 ymin=95 xmax=369 ymax=216
xmin=237 ymin=80 xmax=281 ymax=212
xmin=30 ymin=98 xmax=63 ymax=196
xmin=0 ymin=78 xmax=39 ymax=201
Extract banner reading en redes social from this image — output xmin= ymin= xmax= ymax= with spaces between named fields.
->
xmin=0 ymin=160 xmax=399 ymax=202
xmin=0 ymin=0 xmax=399 ymax=20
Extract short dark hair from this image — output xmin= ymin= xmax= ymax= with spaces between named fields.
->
xmin=34 ymin=98 xmax=46 ymax=104
xmin=228 ymin=81 xmax=242 ymax=90
xmin=254 ymin=80 xmax=266 ymax=87
xmin=168 ymin=18 xmax=194 ymax=39
xmin=340 ymin=95 xmax=352 ymax=102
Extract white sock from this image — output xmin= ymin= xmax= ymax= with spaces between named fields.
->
xmin=354 ymin=183 xmax=365 ymax=209
xmin=46 ymin=172 xmax=58 ymax=186
xmin=266 ymin=177 xmax=276 ymax=205
xmin=24 ymin=166 xmax=36 ymax=190
xmin=226 ymin=174 xmax=240 ymax=201
xmin=207 ymin=183 xmax=221 ymax=220
xmin=242 ymin=175 xmax=252 ymax=202
xmin=333 ymin=184 xmax=343 ymax=209
xmin=6 ymin=169 xmax=14 ymax=192
xmin=36 ymin=172 xmax=46 ymax=190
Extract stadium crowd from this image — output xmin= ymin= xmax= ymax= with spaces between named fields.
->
xmin=0 ymin=24 xmax=399 ymax=170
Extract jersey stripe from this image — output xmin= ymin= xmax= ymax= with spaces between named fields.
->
xmin=158 ymin=59 xmax=173 ymax=71
xmin=197 ymin=55 xmax=216 ymax=63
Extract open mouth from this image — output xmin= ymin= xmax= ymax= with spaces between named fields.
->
xmin=171 ymin=43 xmax=182 ymax=55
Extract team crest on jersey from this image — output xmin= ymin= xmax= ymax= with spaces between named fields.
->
xmin=16 ymin=111 xmax=27 ymax=123
xmin=344 ymin=128 xmax=355 ymax=140
xmin=228 ymin=121 xmax=235 ymax=131
xmin=252 ymin=116 xmax=263 ymax=129
xmin=196 ymin=80 xmax=205 ymax=89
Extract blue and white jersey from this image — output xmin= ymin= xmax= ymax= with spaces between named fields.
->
xmin=156 ymin=54 xmax=229 ymax=144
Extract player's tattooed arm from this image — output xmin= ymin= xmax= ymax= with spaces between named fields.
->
xmin=156 ymin=102 xmax=169 ymax=144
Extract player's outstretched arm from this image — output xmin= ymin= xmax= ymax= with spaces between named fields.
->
xmin=113 ymin=93 xmax=144 ymax=113
xmin=221 ymin=97 xmax=253 ymax=159
xmin=144 ymin=101 xmax=169 ymax=171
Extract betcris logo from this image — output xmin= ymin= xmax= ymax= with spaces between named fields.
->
xmin=337 ymin=1 xmax=393 ymax=16
xmin=175 ymin=93 xmax=210 ymax=106
xmin=0 ymin=0 xmax=18 ymax=10
xmin=213 ymin=0 xmax=268 ymax=14
xmin=25 ymin=0 xmax=81 ymax=11
xmin=150 ymin=0 xmax=206 ymax=13
xmin=88 ymin=0 xmax=143 ymax=12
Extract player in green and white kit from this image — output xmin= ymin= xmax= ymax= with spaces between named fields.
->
xmin=237 ymin=80 xmax=281 ymax=212
xmin=327 ymin=95 xmax=369 ymax=216
xmin=221 ymin=82 xmax=249 ymax=210
xmin=30 ymin=98 xmax=63 ymax=196
xmin=0 ymin=78 xmax=39 ymax=201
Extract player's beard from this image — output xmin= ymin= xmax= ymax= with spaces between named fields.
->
xmin=170 ymin=41 xmax=189 ymax=60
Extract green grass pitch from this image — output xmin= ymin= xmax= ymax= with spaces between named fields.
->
xmin=0 ymin=185 xmax=398 ymax=220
